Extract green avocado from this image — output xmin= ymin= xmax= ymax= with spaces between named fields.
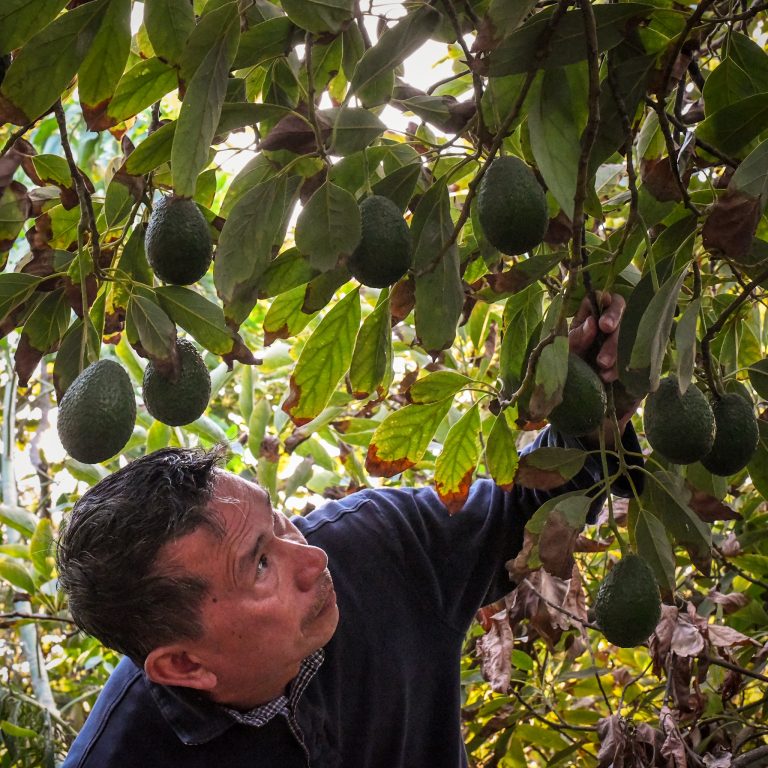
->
xmin=145 ymin=195 xmax=213 ymax=285
xmin=700 ymin=393 xmax=759 ymax=476
xmin=347 ymin=195 xmax=412 ymax=288
xmin=643 ymin=376 xmax=715 ymax=464
xmin=57 ymin=360 xmax=136 ymax=464
xmin=475 ymin=156 xmax=548 ymax=256
xmin=594 ymin=554 xmax=662 ymax=648
xmin=142 ymin=339 xmax=211 ymax=426
xmin=548 ymin=354 xmax=607 ymax=437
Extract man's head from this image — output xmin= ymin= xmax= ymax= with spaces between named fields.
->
xmin=57 ymin=448 xmax=338 ymax=708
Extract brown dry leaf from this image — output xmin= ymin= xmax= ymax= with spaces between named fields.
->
xmin=536 ymin=511 xmax=579 ymax=579
xmin=660 ymin=706 xmax=688 ymax=768
xmin=702 ymin=189 xmax=762 ymax=261
xmin=260 ymin=112 xmax=331 ymax=155
xmin=708 ymin=591 xmax=749 ymax=614
xmin=706 ymin=624 xmax=758 ymax=649
xmin=702 ymin=750 xmax=732 ymax=768
xmin=641 ymin=156 xmax=692 ymax=202
xmin=596 ymin=714 xmax=629 ymax=768
xmin=671 ymin=604 xmax=706 ymax=658
xmin=505 ymin=571 xmax=563 ymax=648
xmin=573 ymin=533 xmax=613 ymax=552
xmin=719 ymin=533 xmax=742 ymax=557
xmin=688 ymin=486 xmax=741 ymax=522
xmin=651 ymin=604 xmax=679 ymax=675
xmin=389 ymin=275 xmax=415 ymax=325
xmin=476 ymin=608 xmax=513 ymax=693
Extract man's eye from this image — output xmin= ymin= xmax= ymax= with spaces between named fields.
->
xmin=256 ymin=554 xmax=269 ymax=576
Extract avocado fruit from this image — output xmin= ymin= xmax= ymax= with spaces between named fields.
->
xmin=594 ymin=554 xmax=662 ymax=648
xmin=476 ymin=156 xmax=548 ymax=256
xmin=644 ymin=376 xmax=715 ymax=464
xmin=145 ymin=195 xmax=213 ymax=285
xmin=700 ymin=393 xmax=759 ymax=476
xmin=548 ymin=354 xmax=607 ymax=437
xmin=57 ymin=359 xmax=136 ymax=464
xmin=347 ymin=195 xmax=412 ymax=288
xmin=142 ymin=339 xmax=211 ymax=426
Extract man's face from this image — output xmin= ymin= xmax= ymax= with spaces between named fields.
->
xmin=157 ymin=472 xmax=338 ymax=709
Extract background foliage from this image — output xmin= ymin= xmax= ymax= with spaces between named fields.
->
xmin=1 ymin=0 xmax=768 ymax=765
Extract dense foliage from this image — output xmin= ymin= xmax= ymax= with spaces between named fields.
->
xmin=1 ymin=0 xmax=767 ymax=765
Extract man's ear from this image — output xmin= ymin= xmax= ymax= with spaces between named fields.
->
xmin=144 ymin=646 xmax=218 ymax=691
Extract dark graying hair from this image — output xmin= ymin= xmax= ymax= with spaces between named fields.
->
xmin=56 ymin=446 xmax=227 ymax=664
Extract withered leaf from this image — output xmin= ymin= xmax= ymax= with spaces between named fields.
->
xmin=260 ymin=112 xmax=331 ymax=154
xmin=687 ymin=485 xmax=741 ymax=522
xmin=702 ymin=189 xmax=762 ymax=261
xmin=475 ymin=609 xmax=513 ymax=694
xmin=640 ymin=156 xmax=692 ymax=203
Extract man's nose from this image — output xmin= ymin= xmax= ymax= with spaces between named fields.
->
xmin=288 ymin=541 xmax=328 ymax=590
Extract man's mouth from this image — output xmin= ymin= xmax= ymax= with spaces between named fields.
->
xmin=313 ymin=572 xmax=336 ymax=618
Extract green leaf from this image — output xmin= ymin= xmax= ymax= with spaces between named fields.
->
xmin=321 ymin=107 xmax=387 ymax=157
xmin=486 ymin=0 xmax=537 ymax=37
xmin=485 ymin=411 xmax=519 ymax=491
xmin=146 ymin=421 xmax=172 ymax=453
xmin=528 ymin=335 xmax=569 ymax=420
xmin=411 ymin=180 xmax=463 ymax=355
xmin=125 ymin=289 xmax=176 ymax=360
xmin=351 ymin=6 xmax=442 ymax=96
xmin=220 ymin=154 xmax=277 ymax=217
xmin=29 ymin=518 xmax=54 ymax=579
xmin=634 ymin=507 xmax=676 ymax=597
xmin=528 ymin=64 xmax=587 ymax=218
xmin=233 ymin=17 xmax=298 ymax=69
xmin=216 ymin=102 xmax=293 ymax=136
xmin=215 ymin=175 xmax=299 ymax=324
xmin=515 ymin=446 xmax=586 ymax=490
xmin=155 ymin=285 xmax=234 ymax=355
xmin=371 ymin=163 xmax=422 ymax=213
xmin=499 ymin=285 xmax=544 ymax=394
xmin=0 ymin=720 xmax=39 ymax=739
xmin=628 ymin=267 xmax=687 ymax=391
xmin=280 ymin=0 xmax=354 ymax=34
xmin=144 ymin=0 xmax=196 ymax=65
xmin=107 ymin=57 xmax=178 ymax=123
xmin=647 ymin=470 xmax=711 ymax=574
xmin=0 ymin=182 xmax=29 ymax=257
xmin=104 ymin=178 xmax=134 ymax=229
xmin=124 ymin=121 xmax=176 ymax=175
xmin=295 ymin=182 xmax=361 ymax=271
xmin=53 ymin=319 xmax=99 ymax=397
xmin=282 ymin=289 xmax=360 ymax=425
xmin=747 ymin=418 xmax=768 ymax=499
xmin=0 ymin=557 xmax=36 ymax=594
xmin=258 ymin=247 xmax=318 ymax=298
xmin=172 ymin=4 xmax=240 ymax=197
xmin=78 ymin=0 xmax=131 ymax=116
xmin=0 ymin=504 xmax=37 ymax=537
xmin=409 ymin=370 xmax=472 ymax=404
xmin=366 ymin=397 xmax=454 ymax=477
xmin=435 ymin=403 xmax=481 ymax=513
xmin=675 ymin=297 xmax=700 ymax=394
xmin=247 ymin=398 xmax=272 ymax=459
xmin=302 ymin=266 xmax=351 ymax=313
xmin=0 ymin=0 xmax=69 ymax=52
xmin=704 ymin=33 xmax=768 ymax=115
xmin=696 ymin=93 xmax=768 ymax=156
xmin=488 ymin=4 xmax=653 ymax=76
xmin=349 ymin=291 xmax=392 ymax=399
xmin=0 ymin=0 xmax=108 ymax=124
xmin=32 ymin=154 xmax=72 ymax=188
xmin=263 ymin=285 xmax=316 ymax=345
xmin=729 ymin=137 xmax=768 ymax=203
xmin=19 ymin=288 xmax=70 ymax=352
xmin=0 ymin=272 xmax=41 ymax=322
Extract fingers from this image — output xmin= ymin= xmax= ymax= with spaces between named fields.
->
xmin=569 ymin=292 xmax=627 ymax=382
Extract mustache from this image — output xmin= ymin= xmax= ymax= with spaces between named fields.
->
xmin=310 ymin=570 xmax=334 ymax=618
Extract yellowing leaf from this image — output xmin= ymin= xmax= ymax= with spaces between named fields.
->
xmin=366 ymin=397 xmax=453 ymax=478
xmin=282 ymin=289 xmax=360 ymax=425
xmin=409 ymin=370 xmax=472 ymax=404
xmin=486 ymin=411 xmax=519 ymax=490
xmin=435 ymin=403 xmax=481 ymax=513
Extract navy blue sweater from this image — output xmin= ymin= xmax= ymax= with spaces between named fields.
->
xmin=62 ymin=427 xmax=642 ymax=767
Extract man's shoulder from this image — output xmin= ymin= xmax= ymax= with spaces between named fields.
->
xmin=62 ymin=658 xmax=151 ymax=767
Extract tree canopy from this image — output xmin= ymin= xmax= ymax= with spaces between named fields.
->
xmin=1 ymin=0 xmax=768 ymax=765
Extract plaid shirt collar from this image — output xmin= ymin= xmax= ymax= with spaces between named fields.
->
xmin=147 ymin=649 xmax=325 ymax=746
xmin=222 ymin=649 xmax=325 ymax=727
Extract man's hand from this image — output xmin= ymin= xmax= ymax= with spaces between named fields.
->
xmin=568 ymin=292 xmax=625 ymax=383
xmin=567 ymin=292 xmax=640 ymax=438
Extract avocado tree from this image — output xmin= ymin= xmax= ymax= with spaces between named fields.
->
xmin=1 ymin=0 xmax=768 ymax=765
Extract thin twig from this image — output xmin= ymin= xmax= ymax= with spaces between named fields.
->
xmin=53 ymin=101 xmax=102 ymax=273
xmin=0 ymin=122 xmax=34 ymax=158
xmin=0 ymin=611 xmax=75 ymax=625
xmin=704 ymin=654 xmax=768 ymax=686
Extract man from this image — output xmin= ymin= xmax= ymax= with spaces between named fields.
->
xmin=57 ymin=295 xmax=640 ymax=767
